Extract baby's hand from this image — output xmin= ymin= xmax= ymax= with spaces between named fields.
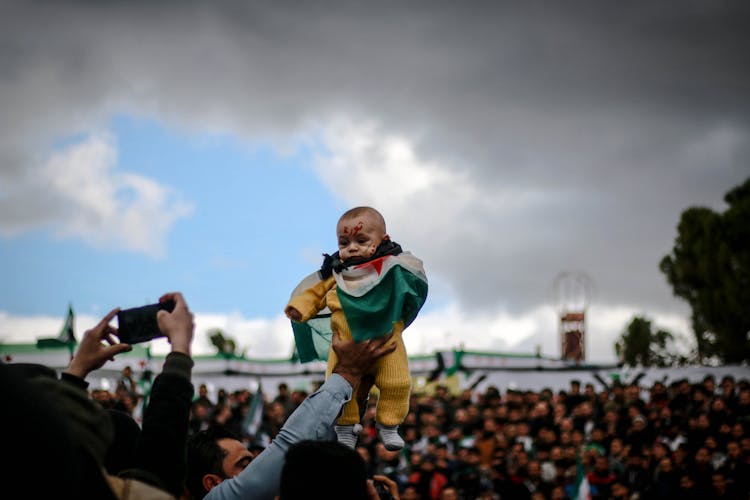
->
xmin=285 ymin=306 xmax=302 ymax=322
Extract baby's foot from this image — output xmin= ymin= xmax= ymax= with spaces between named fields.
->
xmin=335 ymin=424 xmax=360 ymax=449
xmin=376 ymin=423 xmax=404 ymax=451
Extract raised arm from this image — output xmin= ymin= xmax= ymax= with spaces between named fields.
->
xmin=205 ymin=332 xmax=396 ymax=500
xmin=129 ymin=292 xmax=196 ymax=497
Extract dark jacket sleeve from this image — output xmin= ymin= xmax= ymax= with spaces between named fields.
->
xmin=60 ymin=371 xmax=90 ymax=391
xmin=132 ymin=352 xmax=194 ymax=497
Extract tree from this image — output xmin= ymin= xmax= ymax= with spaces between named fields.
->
xmin=660 ymin=177 xmax=750 ymax=363
xmin=208 ymin=328 xmax=237 ymax=357
xmin=615 ymin=316 xmax=683 ymax=367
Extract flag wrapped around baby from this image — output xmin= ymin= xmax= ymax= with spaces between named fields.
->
xmin=289 ymin=252 xmax=428 ymax=362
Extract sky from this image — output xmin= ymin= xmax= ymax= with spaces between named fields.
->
xmin=1 ymin=1 xmax=748 ymax=363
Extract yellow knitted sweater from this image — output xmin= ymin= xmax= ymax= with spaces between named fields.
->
xmin=286 ymin=275 xmax=410 ymax=426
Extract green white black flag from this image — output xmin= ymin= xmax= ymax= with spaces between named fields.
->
xmin=290 ymin=252 xmax=427 ymax=362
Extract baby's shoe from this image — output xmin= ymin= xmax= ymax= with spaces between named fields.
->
xmin=335 ymin=424 xmax=361 ymax=449
xmin=376 ymin=423 xmax=404 ymax=451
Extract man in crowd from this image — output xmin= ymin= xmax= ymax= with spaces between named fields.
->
xmin=187 ymin=332 xmax=397 ymax=500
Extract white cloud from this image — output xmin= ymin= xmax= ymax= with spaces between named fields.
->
xmin=0 ymin=133 xmax=193 ymax=257
xmin=404 ymin=303 xmax=558 ymax=355
xmin=317 ymin=120 xmax=471 ymax=210
xmin=314 ymin=119 xmax=484 ymax=285
xmin=188 ymin=312 xmax=295 ymax=359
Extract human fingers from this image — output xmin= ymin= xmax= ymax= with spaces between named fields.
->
xmin=159 ymin=291 xmax=187 ymax=310
xmin=105 ymin=331 xmax=119 ymax=346
xmin=373 ymin=340 xmax=397 ymax=358
xmin=331 ymin=331 xmax=348 ymax=353
xmin=285 ymin=306 xmax=303 ymax=321
xmin=92 ymin=308 xmax=120 ymax=335
xmin=372 ymin=333 xmax=394 ymax=345
xmin=103 ymin=343 xmax=132 ymax=361
xmin=365 ymin=479 xmax=379 ymax=500
xmin=371 ymin=475 xmax=399 ymax=499
xmin=331 ymin=331 xmax=342 ymax=344
xmin=102 ymin=324 xmax=120 ymax=345
xmin=100 ymin=343 xmax=133 ymax=366
xmin=366 ymin=333 xmax=393 ymax=350
xmin=156 ymin=309 xmax=194 ymax=341
xmin=157 ymin=291 xmax=192 ymax=325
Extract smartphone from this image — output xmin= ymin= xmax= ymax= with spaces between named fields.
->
xmin=117 ymin=299 xmax=176 ymax=344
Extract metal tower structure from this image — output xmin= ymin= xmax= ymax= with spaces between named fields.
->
xmin=553 ymin=271 xmax=592 ymax=363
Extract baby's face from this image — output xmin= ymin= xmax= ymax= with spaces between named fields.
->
xmin=337 ymin=212 xmax=386 ymax=262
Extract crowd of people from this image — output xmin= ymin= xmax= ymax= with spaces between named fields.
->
xmin=3 ymin=291 xmax=749 ymax=499
xmin=181 ymin=371 xmax=750 ymax=499
xmin=2 ymin=292 xmax=398 ymax=499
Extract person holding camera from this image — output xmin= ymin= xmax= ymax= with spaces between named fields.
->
xmin=2 ymin=291 xmax=195 ymax=499
xmin=63 ymin=291 xmax=196 ymax=498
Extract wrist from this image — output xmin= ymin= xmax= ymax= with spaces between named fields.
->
xmin=170 ymin=341 xmax=191 ymax=356
xmin=163 ymin=351 xmax=194 ymax=378
xmin=166 ymin=327 xmax=192 ymax=355
xmin=332 ymin=367 xmax=361 ymax=389
xmin=60 ymin=371 xmax=90 ymax=391
xmin=64 ymin=364 xmax=88 ymax=380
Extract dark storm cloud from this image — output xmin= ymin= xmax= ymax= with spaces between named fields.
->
xmin=1 ymin=0 xmax=748 ymax=315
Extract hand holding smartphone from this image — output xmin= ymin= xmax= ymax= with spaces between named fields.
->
xmin=117 ymin=300 xmax=176 ymax=344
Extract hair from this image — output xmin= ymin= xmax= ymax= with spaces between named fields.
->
xmin=186 ymin=426 xmax=241 ymax=500
xmin=105 ymin=409 xmax=141 ymax=475
xmin=279 ymin=440 xmax=369 ymax=500
xmin=2 ymin=363 xmax=119 ymax=498
xmin=339 ymin=206 xmax=386 ymax=232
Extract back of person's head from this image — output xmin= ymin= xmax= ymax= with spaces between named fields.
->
xmin=3 ymin=362 xmax=58 ymax=379
xmin=30 ymin=375 xmax=115 ymax=464
xmin=1 ymin=363 xmax=117 ymax=499
xmin=186 ymin=426 xmax=241 ymax=500
xmin=105 ymin=409 xmax=141 ymax=475
xmin=279 ymin=440 xmax=368 ymax=500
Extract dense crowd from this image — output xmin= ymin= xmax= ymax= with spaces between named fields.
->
xmin=5 ymin=289 xmax=749 ymax=499
xmin=160 ymin=374 xmax=750 ymax=499
xmin=3 ymin=292 xmax=400 ymax=499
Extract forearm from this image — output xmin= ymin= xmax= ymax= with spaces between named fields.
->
xmin=132 ymin=352 xmax=194 ymax=497
xmin=205 ymin=374 xmax=353 ymax=500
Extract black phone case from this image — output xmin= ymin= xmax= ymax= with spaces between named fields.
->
xmin=117 ymin=300 xmax=176 ymax=344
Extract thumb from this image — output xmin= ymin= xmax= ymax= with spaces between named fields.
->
xmin=365 ymin=479 xmax=379 ymax=500
xmin=156 ymin=309 xmax=170 ymax=331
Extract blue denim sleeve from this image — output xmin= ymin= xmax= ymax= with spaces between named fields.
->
xmin=204 ymin=374 xmax=353 ymax=500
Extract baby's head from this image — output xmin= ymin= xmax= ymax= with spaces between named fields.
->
xmin=336 ymin=206 xmax=388 ymax=262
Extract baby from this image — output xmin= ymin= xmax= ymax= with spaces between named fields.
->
xmin=285 ymin=206 xmax=428 ymax=450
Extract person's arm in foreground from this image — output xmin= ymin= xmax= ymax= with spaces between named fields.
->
xmin=205 ymin=332 xmax=396 ymax=500
xmin=129 ymin=292 xmax=195 ymax=497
